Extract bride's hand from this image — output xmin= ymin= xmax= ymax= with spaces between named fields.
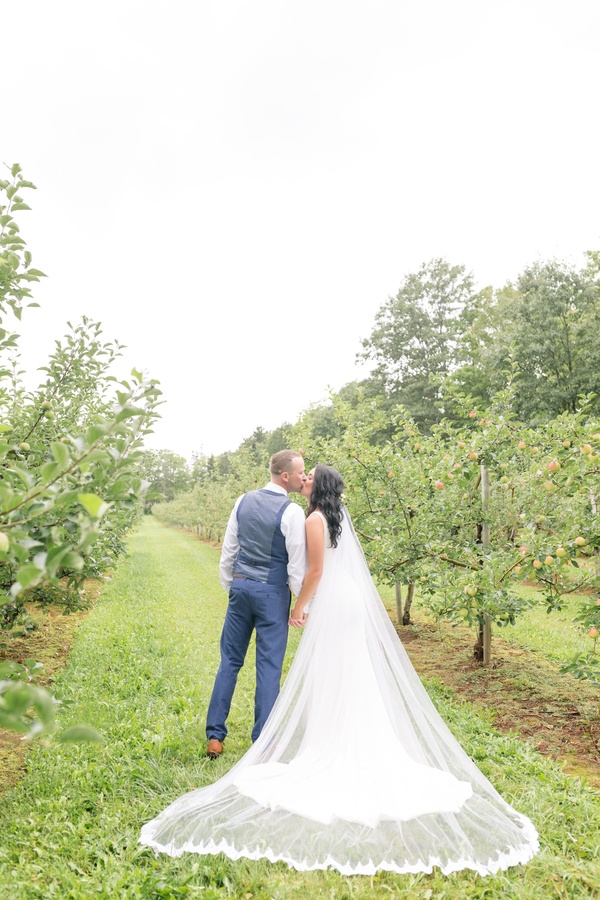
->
xmin=289 ymin=606 xmax=308 ymax=628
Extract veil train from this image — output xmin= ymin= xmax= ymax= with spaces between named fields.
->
xmin=140 ymin=510 xmax=539 ymax=875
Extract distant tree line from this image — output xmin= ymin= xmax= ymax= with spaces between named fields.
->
xmin=146 ymin=250 xmax=600 ymax=506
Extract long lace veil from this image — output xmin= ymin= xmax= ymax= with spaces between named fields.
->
xmin=140 ymin=509 xmax=538 ymax=875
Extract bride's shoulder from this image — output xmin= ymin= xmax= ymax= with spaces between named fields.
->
xmin=306 ymin=509 xmax=326 ymax=530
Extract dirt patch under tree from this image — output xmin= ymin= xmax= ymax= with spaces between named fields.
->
xmin=395 ymin=612 xmax=600 ymax=788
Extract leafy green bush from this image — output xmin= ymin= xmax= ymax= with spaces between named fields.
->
xmin=0 ymin=165 xmax=161 ymax=627
xmin=0 ymin=164 xmax=161 ymax=736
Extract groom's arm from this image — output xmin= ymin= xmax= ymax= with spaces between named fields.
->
xmin=219 ymin=496 xmax=243 ymax=591
xmin=281 ymin=503 xmax=307 ymax=597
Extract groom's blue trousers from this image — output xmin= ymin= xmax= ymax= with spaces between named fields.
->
xmin=206 ymin=578 xmax=291 ymax=743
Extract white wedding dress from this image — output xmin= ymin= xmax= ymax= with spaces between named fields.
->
xmin=140 ymin=510 xmax=539 ymax=875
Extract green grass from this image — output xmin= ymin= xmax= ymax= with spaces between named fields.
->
xmin=1 ymin=518 xmax=600 ymax=898
xmin=500 ymin=585 xmax=592 ymax=664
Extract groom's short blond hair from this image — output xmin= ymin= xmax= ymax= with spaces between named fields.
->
xmin=269 ymin=450 xmax=302 ymax=477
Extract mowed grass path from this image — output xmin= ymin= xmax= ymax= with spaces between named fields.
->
xmin=1 ymin=518 xmax=600 ymax=899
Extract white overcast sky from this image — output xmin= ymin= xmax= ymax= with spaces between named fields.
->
xmin=3 ymin=1 xmax=600 ymax=458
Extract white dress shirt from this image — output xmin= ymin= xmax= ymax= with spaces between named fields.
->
xmin=219 ymin=482 xmax=307 ymax=596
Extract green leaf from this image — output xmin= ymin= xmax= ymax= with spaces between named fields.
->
xmin=0 ymin=661 xmax=25 ymax=678
xmin=29 ymin=685 xmax=58 ymax=724
xmin=2 ymin=682 xmax=33 ymax=715
xmin=23 ymin=658 xmax=43 ymax=674
xmin=15 ymin=564 xmax=42 ymax=589
xmin=77 ymin=493 xmax=109 ymax=519
xmin=8 ymin=465 xmax=34 ymax=488
xmin=0 ymin=711 xmax=30 ymax=733
xmin=56 ymin=725 xmax=103 ymax=744
xmin=115 ymin=406 xmax=145 ymax=422
xmin=52 ymin=489 xmax=80 ymax=507
xmin=85 ymin=424 xmax=109 ymax=444
xmin=61 ymin=551 xmax=84 ymax=571
xmin=44 ymin=545 xmax=74 ymax=577
xmin=82 ymin=449 xmax=109 ymax=464
xmin=40 ymin=461 xmax=60 ymax=482
xmin=51 ymin=441 xmax=70 ymax=467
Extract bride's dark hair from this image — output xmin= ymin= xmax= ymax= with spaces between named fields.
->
xmin=307 ymin=464 xmax=345 ymax=548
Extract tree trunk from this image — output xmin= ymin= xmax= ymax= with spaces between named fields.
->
xmin=402 ymin=582 xmax=415 ymax=625
xmin=473 ymin=614 xmax=492 ymax=662
xmin=480 ymin=463 xmax=492 ymax=666
xmin=473 ymin=622 xmax=484 ymax=661
xmin=395 ymin=581 xmax=415 ymax=625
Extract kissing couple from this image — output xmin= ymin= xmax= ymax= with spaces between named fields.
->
xmin=141 ymin=450 xmax=539 ymax=876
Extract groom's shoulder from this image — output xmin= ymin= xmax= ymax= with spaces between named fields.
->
xmin=286 ymin=500 xmax=306 ymax=519
xmin=237 ymin=488 xmax=288 ymax=506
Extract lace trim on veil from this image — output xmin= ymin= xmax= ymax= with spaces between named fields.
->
xmin=140 ymin=823 xmax=539 ymax=877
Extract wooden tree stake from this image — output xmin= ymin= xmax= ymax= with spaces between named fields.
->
xmin=481 ymin=463 xmax=492 ymax=665
xmin=395 ymin=580 xmax=403 ymax=626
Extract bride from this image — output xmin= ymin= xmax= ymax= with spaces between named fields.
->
xmin=140 ymin=465 xmax=539 ymax=875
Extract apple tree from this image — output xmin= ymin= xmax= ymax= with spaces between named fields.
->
xmin=152 ymin=445 xmax=268 ymax=541
xmin=0 ymin=166 xmax=161 ymax=632
xmin=290 ymin=386 xmax=600 ymax=669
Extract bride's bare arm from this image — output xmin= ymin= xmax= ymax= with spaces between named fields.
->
xmin=289 ymin=513 xmax=325 ymax=627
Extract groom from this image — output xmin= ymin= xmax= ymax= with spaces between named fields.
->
xmin=206 ymin=450 xmax=307 ymax=758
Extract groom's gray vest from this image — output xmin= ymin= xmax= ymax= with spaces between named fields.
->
xmin=232 ymin=489 xmax=291 ymax=586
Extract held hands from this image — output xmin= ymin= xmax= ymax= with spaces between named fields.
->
xmin=289 ymin=604 xmax=308 ymax=628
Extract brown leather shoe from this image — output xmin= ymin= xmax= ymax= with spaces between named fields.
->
xmin=206 ymin=738 xmax=224 ymax=759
